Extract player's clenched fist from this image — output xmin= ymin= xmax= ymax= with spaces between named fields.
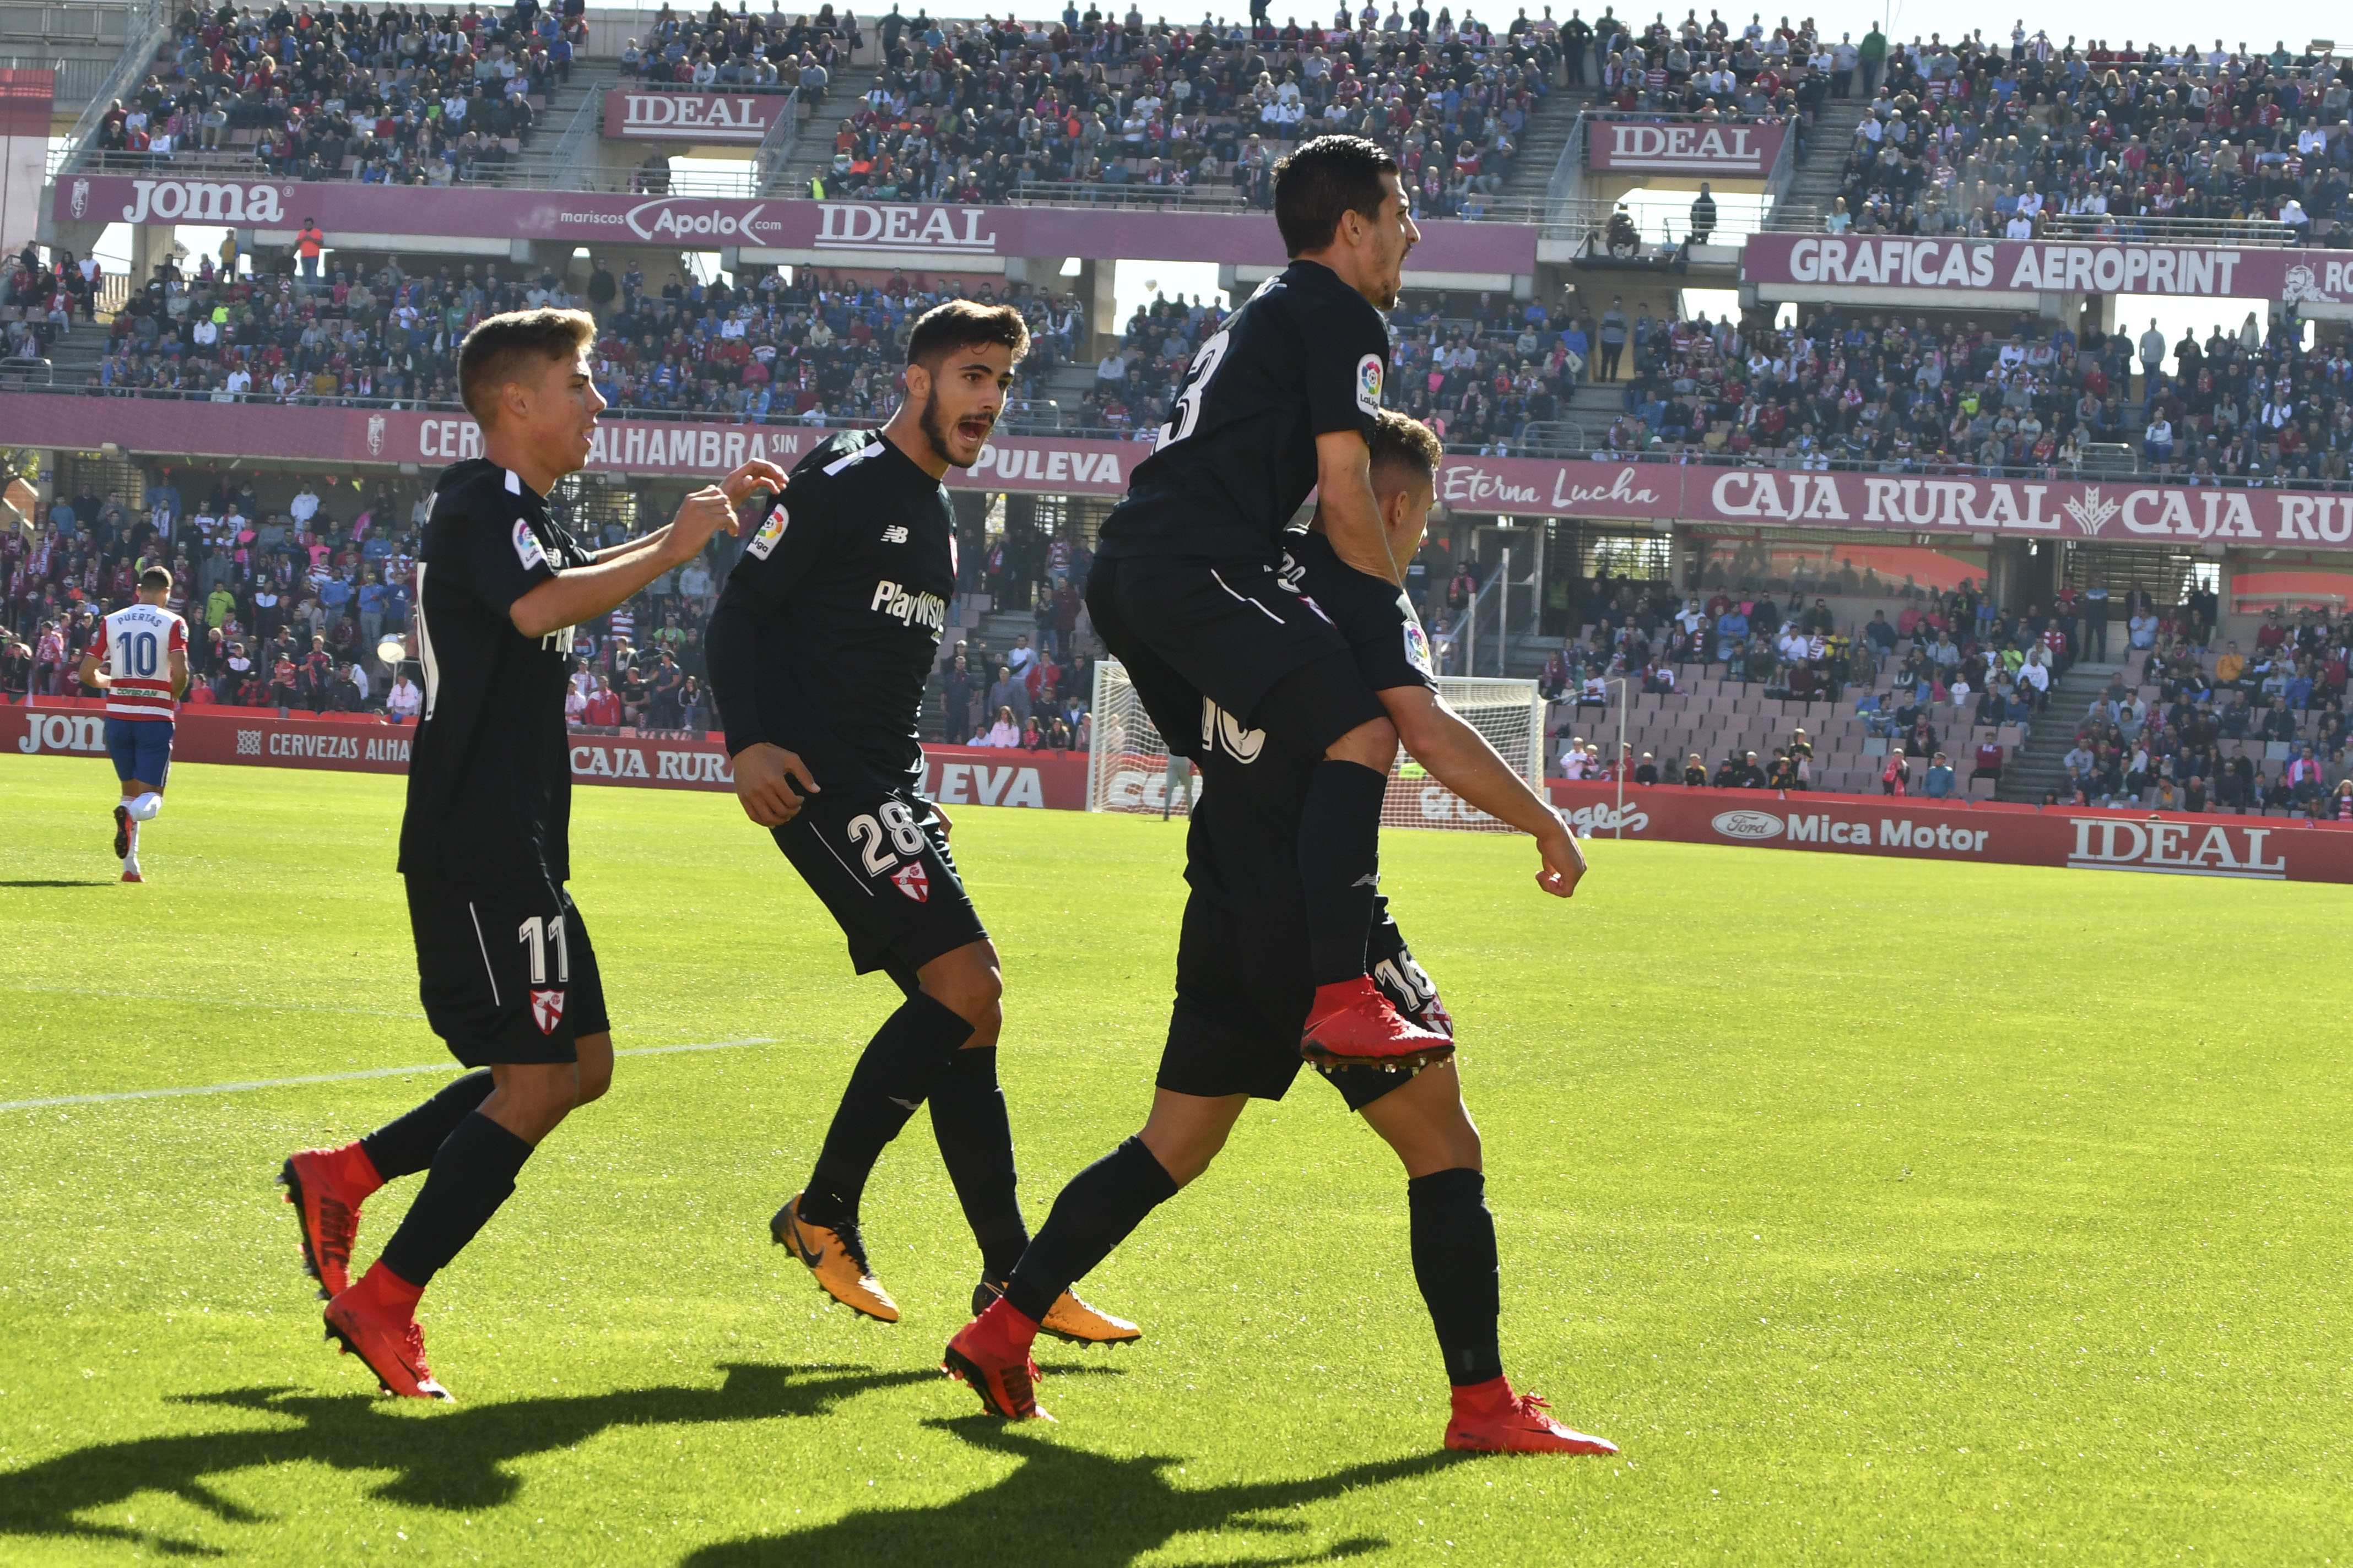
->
xmin=669 ymin=486 xmax=742 ymax=551
xmin=718 ymin=458 xmax=791 ymax=507
xmin=731 ymin=741 xmax=819 ymax=827
xmin=1534 ymin=820 xmax=1587 ymax=899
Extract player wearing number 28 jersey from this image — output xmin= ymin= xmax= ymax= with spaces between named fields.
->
xmin=706 ymin=301 xmax=1134 ymax=1344
xmin=1089 ymin=134 xmax=1450 ymax=1071
xmin=275 ymin=309 xmax=780 ymax=1401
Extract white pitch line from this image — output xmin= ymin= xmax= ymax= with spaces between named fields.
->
xmin=0 ymin=1037 xmax=778 ymax=1114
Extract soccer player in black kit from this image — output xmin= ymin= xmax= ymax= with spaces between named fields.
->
xmin=278 ymin=309 xmax=785 ymax=1398
xmin=947 ymin=413 xmax=1612 ymax=1456
xmin=1087 ymin=134 xmax=1451 ymax=1072
xmin=706 ymin=301 xmax=1134 ymax=1345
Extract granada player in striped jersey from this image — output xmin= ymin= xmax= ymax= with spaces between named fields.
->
xmin=78 ymin=567 xmax=190 ymax=884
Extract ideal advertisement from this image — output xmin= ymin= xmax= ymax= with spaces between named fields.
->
xmin=1543 ymin=781 xmax=2353 ymax=882
xmin=3 ymin=706 xmax=1090 ymax=807
xmin=602 ymin=88 xmax=789 ymax=143
xmin=1586 ymin=117 xmax=1786 ymax=176
xmin=52 ymin=177 xmax=1537 ymax=273
xmin=1741 ymin=233 xmax=2350 ymax=305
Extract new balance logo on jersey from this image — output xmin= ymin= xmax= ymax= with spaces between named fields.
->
xmin=530 ymin=988 xmax=566 ymax=1034
xmin=881 ymin=525 xmax=910 ymax=544
xmin=870 ymin=579 xmax=946 ymax=633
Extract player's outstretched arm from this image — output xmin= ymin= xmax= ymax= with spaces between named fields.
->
xmin=511 ymin=486 xmax=743 ymax=639
xmin=1378 ymin=684 xmax=1586 ymax=899
xmin=1315 ymin=430 xmax=1405 ymax=585
xmin=589 ymin=460 xmax=788 ymax=566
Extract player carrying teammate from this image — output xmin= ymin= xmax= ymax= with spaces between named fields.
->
xmin=1088 ymin=134 xmax=1449 ymax=1072
xmin=946 ymin=412 xmax=1612 ymax=1455
xmin=278 ymin=308 xmax=783 ymax=1399
xmin=80 ymin=568 xmax=190 ymax=883
xmin=706 ymin=302 xmax=1133 ymax=1347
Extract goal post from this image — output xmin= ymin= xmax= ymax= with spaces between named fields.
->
xmin=1088 ymin=659 xmax=1547 ymax=832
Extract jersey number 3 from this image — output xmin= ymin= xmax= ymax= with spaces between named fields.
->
xmin=1155 ymin=327 xmax=1232 ymax=449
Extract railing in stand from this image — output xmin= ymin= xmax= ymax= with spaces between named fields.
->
xmin=753 ymin=85 xmax=800 ymax=193
xmin=42 ymin=0 xmax=166 ymax=182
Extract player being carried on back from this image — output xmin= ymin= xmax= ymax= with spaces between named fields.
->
xmin=1086 ymin=133 xmax=1452 ymax=1072
xmin=80 ymin=567 xmax=189 ymax=883
xmin=706 ymin=301 xmax=1135 ymax=1346
xmin=278 ymin=308 xmax=783 ymax=1399
xmin=945 ymin=411 xmax=1613 ymax=1456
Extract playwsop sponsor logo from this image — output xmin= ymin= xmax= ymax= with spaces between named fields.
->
xmin=2067 ymin=817 xmax=2287 ymax=879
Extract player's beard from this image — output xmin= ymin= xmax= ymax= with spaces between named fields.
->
xmin=918 ymin=385 xmax=996 ymax=468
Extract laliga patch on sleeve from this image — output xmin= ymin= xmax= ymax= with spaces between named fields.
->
xmin=1403 ymin=618 xmax=1434 ymax=677
xmin=747 ymin=505 xmax=790 ymax=560
xmin=1356 ymin=352 xmax=1384 ymax=415
xmin=512 ymin=518 xmax=548 ymax=572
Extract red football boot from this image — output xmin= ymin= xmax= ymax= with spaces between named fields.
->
xmin=1301 ymin=977 xmax=1456 ymax=1070
xmin=942 ymin=1298 xmax=1052 ymax=1420
xmin=1444 ymin=1377 xmax=1616 ymax=1455
xmin=323 ymin=1264 xmax=451 ymax=1401
xmin=279 ymin=1143 xmax=382 ymax=1299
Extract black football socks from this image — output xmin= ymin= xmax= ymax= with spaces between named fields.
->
xmin=927 ymin=1046 xmax=1030 ymax=1281
xmin=797 ymin=989 xmax=974 ymax=1232
xmin=1299 ymin=759 xmax=1388 ymax=986
xmin=1003 ymin=1137 xmax=1180 ymax=1323
xmin=376 ymin=1111 xmax=535 ymax=1289
xmin=1408 ymin=1167 xmax=1505 ymax=1387
xmin=358 ymin=1070 xmax=496 ymax=1181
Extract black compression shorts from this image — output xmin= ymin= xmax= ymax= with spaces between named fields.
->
xmin=776 ymin=787 xmax=988 ymax=980
xmin=405 ymin=877 xmax=609 ymax=1067
xmin=1087 ymin=552 xmax=1387 ymax=761
xmin=1155 ymin=890 xmax=1449 ymax=1113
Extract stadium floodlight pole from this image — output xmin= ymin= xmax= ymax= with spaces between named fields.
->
xmin=1497 ymin=545 xmax=1511 ymax=677
xmin=1616 ymin=676 xmax=1627 ymax=839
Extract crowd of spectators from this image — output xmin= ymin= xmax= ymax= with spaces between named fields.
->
xmin=1592 ymin=9 xmax=1834 ymax=147
xmin=1598 ymin=297 xmax=2353 ymax=488
xmin=618 ymin=1 xmax=853 ymax=88
xmin=805 ymin=0 xmax=1558 ymax=214
xmin=1828 ymin=32 xmax=2353 ymax=242
xmin=93 ymin=0 xmax=593 ymax=187
xmin=43 ymin=247 xmax=1079 ymax=425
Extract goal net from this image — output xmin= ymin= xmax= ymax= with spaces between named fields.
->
xmin=1088 ymin=659 xmax=1546 ymax=833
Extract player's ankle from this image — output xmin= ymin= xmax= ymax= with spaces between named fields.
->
xmin=1449 ymin=1375 xmax=1513 ymax=1409
xmin=336 ymin=1141 xmax=386 ymax=1197
xmin=981 ymin=1295 xmax=1043 ymax=1345
xmin=357 ymin=1260 xmax=424 ymax=1314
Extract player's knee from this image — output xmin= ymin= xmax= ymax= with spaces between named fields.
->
xmin=1326 ymin=715 xmax=1398 ymax=773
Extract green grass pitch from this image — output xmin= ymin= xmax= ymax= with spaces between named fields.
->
xmin=2 ymin=752 xmax=2351 ymax=1566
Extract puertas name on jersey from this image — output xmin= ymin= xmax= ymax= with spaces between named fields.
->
xmin=872 ymin=578 xmax=945 ymax=634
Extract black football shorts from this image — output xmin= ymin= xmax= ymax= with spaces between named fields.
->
xmin=1156 ymin=891 xmax=1449 ymax=1113
xmin=1087 ymin=551 xmax=1386 ymax=761
xmin=405 ymin=876 xmax=609 ymax=1067
xmin=776 ymin=787 xmax=989 ymax=980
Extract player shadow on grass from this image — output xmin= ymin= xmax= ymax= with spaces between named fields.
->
xmin=681 ymin=1416 xmax=1464 ymax=1568
xmin=0 ymin=1361 xmax=928 ymax=1558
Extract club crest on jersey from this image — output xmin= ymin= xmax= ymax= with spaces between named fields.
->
xmin=512 ymin=518 xmax=548 ymax=572
xmin=891 ymin=862 xmax=930 ymax=902
xmin=1403 ymin=619 xmax=1434 ymax=676
xmin=529 ymin=988 xmax=566 ymax=1034
xmin=1356 ymin=353 xmax=1384 ymax=415
xmin=747 ymin=505 xmax=789 ymax=560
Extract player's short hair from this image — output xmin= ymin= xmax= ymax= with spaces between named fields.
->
xmin=1274 ymin=135 xmax=1401 ymax=257
xmin=906 ymin=300 xmax=1029 ymax=370
xmin=1367 ymin=409 xmax=1442 ymax=487
xmin=139 ymin=566 xmax=172 ymax=593
xmin=458 ymin=308 xmax=596 ymax=424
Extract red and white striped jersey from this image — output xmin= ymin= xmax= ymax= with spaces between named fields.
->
xmin=89 ymin=602 xmax=188 ymax=720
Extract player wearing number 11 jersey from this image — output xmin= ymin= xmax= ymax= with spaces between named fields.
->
xmin=276 ymin=310 xmax=780 ymax=1400
xmin=706 ymin=302 xmax=1133 ymax=1346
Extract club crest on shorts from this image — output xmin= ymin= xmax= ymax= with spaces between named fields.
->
xmin=891 ymin=862 xmax=931 ymax=902
xmin=530 ymin=988 xmax=566 ymax=1034
xmin=1356 ymin=352 xmax=1384 ymax=415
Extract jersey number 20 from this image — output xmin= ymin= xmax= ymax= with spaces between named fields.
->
xmin=1155 ymin=328 xmax=1232 ymax=449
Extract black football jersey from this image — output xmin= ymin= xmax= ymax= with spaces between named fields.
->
xmin=1184 ymin=528 xmax=1436 ymax=910
xmin=1099 ymin=259 xmax=1391 ymax=564
xmin=398 ymin=458 xmax=591 ymax=886
xmin=706 ymin=430 xmax=955 ymax=794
